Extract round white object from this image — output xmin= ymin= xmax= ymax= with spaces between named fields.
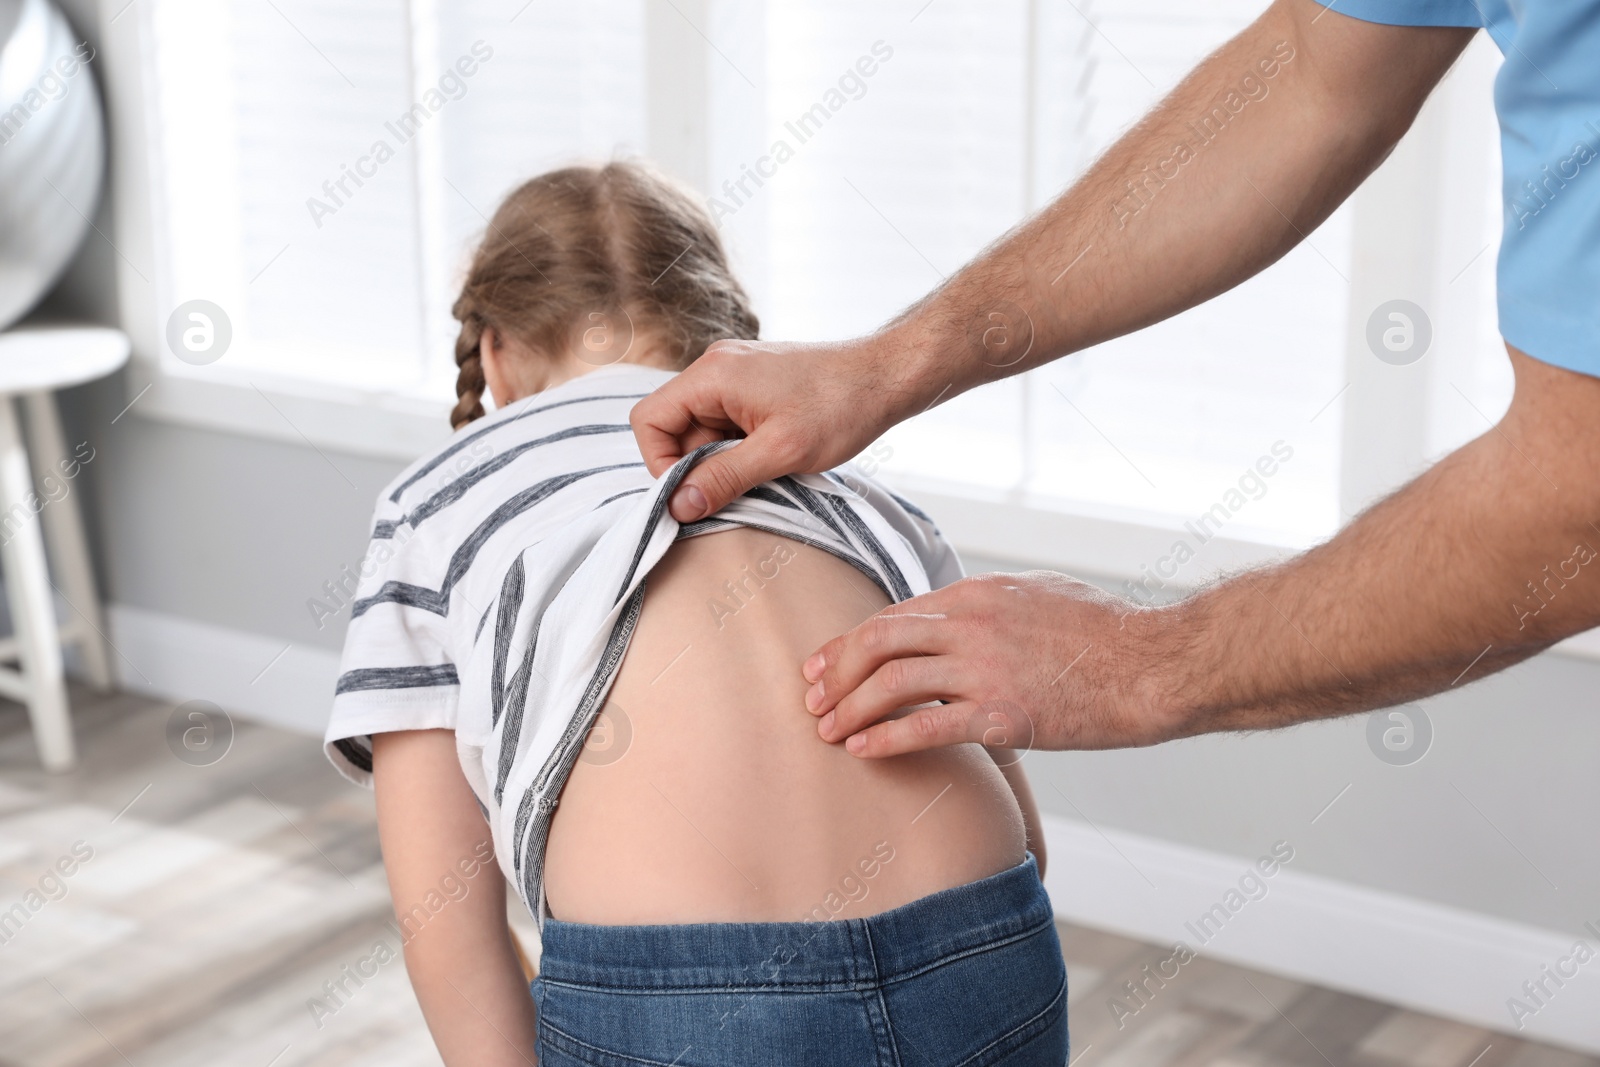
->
xmin=0 ymin=0 xmax=106 ymax=331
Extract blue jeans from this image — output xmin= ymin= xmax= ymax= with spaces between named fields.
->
xmin=532 ymin=853 xmax=1068 ymax=1066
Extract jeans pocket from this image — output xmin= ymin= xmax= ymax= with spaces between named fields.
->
xmin=538 ymin=1017 xmax=697 ymax=1067
xmin=880 ymin=920 xmax=1069 ymax=1067
xmin=967 ymin=971 xmax=1069 ymax=1067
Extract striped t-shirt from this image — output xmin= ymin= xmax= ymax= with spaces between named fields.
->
xmin=322 ymin=363 xmax=963 ymax=926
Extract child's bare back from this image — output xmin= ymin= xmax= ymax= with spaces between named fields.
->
xmin=545 ymin=526 xmax=1029 ymax=925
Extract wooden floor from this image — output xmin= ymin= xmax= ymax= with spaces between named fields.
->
xmin=0 ymin=688 xmax=1593 ymax=1067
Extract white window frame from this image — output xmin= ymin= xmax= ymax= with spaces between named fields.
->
xmin=97 ymin=5 xmax=1600 ymax=661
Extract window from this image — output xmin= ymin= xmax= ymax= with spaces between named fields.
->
xmin=133 ymin=1 xmax=1511 ymax=572
xmin=746 ymin=1 xmax=1350 ymax=544
xmin=146 ymin=0 xmax=647 ymax=400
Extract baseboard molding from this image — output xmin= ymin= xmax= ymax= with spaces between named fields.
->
xmin=101 ymin=604 xmax=1597 ymax=1051
xmin=105 ymin=603 xmax=338 ymax=736
xmin=1040 ymin=813 xmax=1600 ymax=1053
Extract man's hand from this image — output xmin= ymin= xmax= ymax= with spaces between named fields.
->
xmin=802 ymin=571 xmax=1180 ymax=757
xmin=631 ymin=334 xmax=940 ymax=523
xmin=806 ymin=350 xmax=1600 ymax=757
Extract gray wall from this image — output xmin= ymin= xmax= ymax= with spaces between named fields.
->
xmin=62 ymin=381 xmax=399 ymax=654
xmin=30 ymin=0 xmax=1599 ymax=940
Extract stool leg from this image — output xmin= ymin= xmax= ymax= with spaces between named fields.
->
xmin=0 ymin=398 xmax=74 ymax=771
xmin=23 ymin=391 xmax=113 ymax=690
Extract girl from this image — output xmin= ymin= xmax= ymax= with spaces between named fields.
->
xmin=324 ymin=160 xmax=1068 ymax=1066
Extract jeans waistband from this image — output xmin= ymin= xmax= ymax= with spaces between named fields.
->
xmin=537 ymin=852 xmax=1051 ymax=991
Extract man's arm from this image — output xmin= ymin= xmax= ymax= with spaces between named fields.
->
xmin=633 ymin=0 xmax=1475 ymax=523
xmin=804 ymin=347 xmax=1600 ymax=755
xmin=1158 ymin=347 xmax=1600 ymax=736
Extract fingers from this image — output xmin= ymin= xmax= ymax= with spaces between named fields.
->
xmin=629 ymin=354 xmax=741 ymax=478
xmin=632 ymin=376 xmax=765 ymax=522
xmin=803 ymin=594 xmax=957 ymax=711
xmin=634 ymin=337 xmax=904 ymax=521
xmin=841 ymin=700 xmax=989 ymax=759
xmin=815 ymin=651 xmax=962 ymax=743
xmin=627 ymin=340 xmax=758 ymax=476
xmin=633 ymin=342 xmax=819 ymax=521
xmin=668 ymin=435 xmax=769 ymax=522
xmin=629 ymin=394 xmax=695 ymax=478
xmin=668 ymin=438 xmax=755 ymax=524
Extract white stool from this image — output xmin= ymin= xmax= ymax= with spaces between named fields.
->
xmin=0 ymin=324 xmax=128 ymax=772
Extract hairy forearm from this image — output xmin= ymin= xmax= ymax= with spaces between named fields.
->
xmin=1153 ymin=350 xmax=1600 ymax=735
xmin=882 ymin=0 xmax=1471 ymax=403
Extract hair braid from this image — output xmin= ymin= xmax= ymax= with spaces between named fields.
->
xmin=451 ymin=304 xmax=487 ymax=429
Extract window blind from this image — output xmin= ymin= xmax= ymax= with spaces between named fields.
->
xmin=147 ymin=0 xmax=646 ymax=399
xmin=144 ymin=1 xmax=1508 ymax=545
xmin=752 ymin=0 xmax=1347 ymax=540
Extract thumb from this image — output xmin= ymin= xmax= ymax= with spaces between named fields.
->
xmin=670 ymin=436 xmax=779 ymax=522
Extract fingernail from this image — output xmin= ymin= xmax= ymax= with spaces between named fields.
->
xmin=802 ymin=653 xmax=824 ymax=682
xmin=819 ymin=711 xmax=834 ymax=737
xmin=846 ymin=733 xmax=865 ymax=755
xmin=805 ymin=682 xmax=824 ymax=712
xmin=678 ymin=484 xmax=708 ymax=521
